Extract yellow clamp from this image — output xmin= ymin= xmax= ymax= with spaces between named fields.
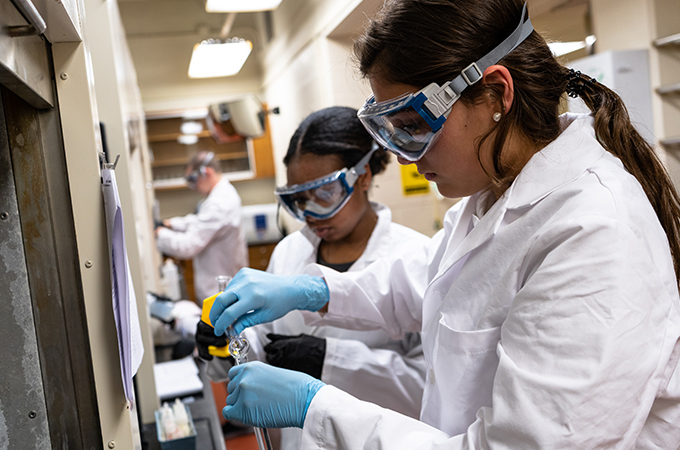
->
xmin=201 ymin=293 xmax=231 ymax=358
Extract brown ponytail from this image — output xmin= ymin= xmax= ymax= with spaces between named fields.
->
xmin=571 ymin=70 xmax=680 ymax=282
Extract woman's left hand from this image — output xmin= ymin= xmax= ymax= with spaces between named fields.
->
xmin=264 ymin=333 xmax=326 ymax=379
xmin=224 ymin=361 xmax=326 ymax=429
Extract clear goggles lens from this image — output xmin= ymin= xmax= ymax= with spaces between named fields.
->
xmin=275 ymin=170 xmax=353 ymax=221
xmin=185 ymin=170 xmax=200 ymax=189
xmin=185 ymin=171 xmax=199 ymax=184
xmin=358 ymin=94 xmax=445 ymax=162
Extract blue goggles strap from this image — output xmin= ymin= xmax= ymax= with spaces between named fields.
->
xmin=423 ymin=3 xmax=533 ymax=118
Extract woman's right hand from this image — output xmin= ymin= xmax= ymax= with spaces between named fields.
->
xmin=209 ymin=268 xmax=330 ymax=336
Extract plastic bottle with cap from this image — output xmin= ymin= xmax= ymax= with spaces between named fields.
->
xmin=160 ymin=402 xmax=181 ymax=440
xmin=172 ymin=398 xmax=191 ymax=437
xmin=161 ymin=258 xmax=181 ymax=301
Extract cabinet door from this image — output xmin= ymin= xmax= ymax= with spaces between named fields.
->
xmin=248 ymin=242 xmax=278 ymax=271
xmin=251 ymin=104 xmax=275 ymax=178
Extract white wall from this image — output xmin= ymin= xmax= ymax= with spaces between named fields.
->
xmin=263 ymin=39 xmax=330 ymax=233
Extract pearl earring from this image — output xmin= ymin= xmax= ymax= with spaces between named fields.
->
xmin=493 ymin=112 xmax=502 ymax=122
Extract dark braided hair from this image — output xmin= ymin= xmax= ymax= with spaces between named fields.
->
xmin=284 ymin=106 xmax=389 ymax=176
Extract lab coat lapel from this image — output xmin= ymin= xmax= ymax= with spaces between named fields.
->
xmin=299 ymin=226 xmax=322 ymax=266
xmin=354 ymin=203 xmax=392 ymax=267
xmin=435 ymin=194 xmax=508 ymax=281
xmin=298 ymin=203 xmax=391 ymax=269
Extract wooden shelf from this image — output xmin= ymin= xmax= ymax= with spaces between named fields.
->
xmin=147 ymin=130 xmax=214 ymax=143
xmin=153 ymin=170 xmax=256 ymax=190
xmin=151 ymin=151 xmax=249 ymax=168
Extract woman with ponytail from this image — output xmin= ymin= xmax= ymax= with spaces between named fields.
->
xmin=208 ymin=1 xmax=680 ymax=448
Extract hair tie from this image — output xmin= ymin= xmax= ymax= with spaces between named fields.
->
xmin=566 ymin=68 xmax=597 ymax=98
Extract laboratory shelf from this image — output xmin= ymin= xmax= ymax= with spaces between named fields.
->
xmin=660 ymin=136 xmax=680 ymax=148
xmin=656 ymin=83 xmax=680 ymax=96
xmin=654 ymin=33 xmax=680 ymax=48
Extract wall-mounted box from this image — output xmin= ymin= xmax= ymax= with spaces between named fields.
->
xmin=568 ymin=49 xmax=654 ymax=145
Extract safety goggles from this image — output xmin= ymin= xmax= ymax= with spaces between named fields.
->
xmin=275 ymin=144 xmax=379 ymax=221
xmin=185 ymin=170 xmax=200 ymax=189
xmin=357 ymin=2 xmax=533 ymax=162
xmin=184 ymin=152 xmax=215 ymax=189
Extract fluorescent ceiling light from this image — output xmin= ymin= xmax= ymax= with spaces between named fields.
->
xmin=178 ymin=135 xmax=199 ymax=145
xmin=206 ymin=0 xmax=282 ymax=12
xmin=188 ymin=39 xmax=252 ymax=78
xmin=548 ymin=35 xmax=597 ymax=57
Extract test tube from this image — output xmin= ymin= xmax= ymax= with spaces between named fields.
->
xmin=217 ymin=276 xmax=239 ymax=340
xmin=215 ymin=276 xmax=272 ymax=450
xmin=216 ymin=275 xmax=247 ymax=357
xmin=254 ymin=427 xmax=273 ymax=450
xmin=216 ymin=275 xmax=230 ymax=292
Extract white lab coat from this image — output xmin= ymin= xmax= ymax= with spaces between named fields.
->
xmin=207 ymin=203 xmax=429 ymax=450
xmin=157 ymin=178 xmax=248 ymax=303
xmin=299 ymin=114 xmax=680 ymax=449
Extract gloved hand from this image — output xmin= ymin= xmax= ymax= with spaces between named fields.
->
xmin=195 ymin=321 xmax=228 ymax=361
xmin=210 ymin=268 xmax=329 ymax=337
xmin=265 ymin=333 xmax=326 ymax=379
xmin=223 ymin=361 xmax=325 ymax=429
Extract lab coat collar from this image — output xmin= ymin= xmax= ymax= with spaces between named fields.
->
xmin=358 ymin=203 xmax=394 ymax=264
xmin=504 ymin=113 xmax=606 ymax=210
xmin=205 ymin=177 xmax=230 ymax=201
xmin=299 ymin=202 xmax=392 ymax=268
xmin=435 ymin=113 xmax=606 ymax=278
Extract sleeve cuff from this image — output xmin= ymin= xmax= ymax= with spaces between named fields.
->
xmin=319 ymin=337 xmax=339 ymax=382
xmin=156 ymin=227 xmax=173 ymax=249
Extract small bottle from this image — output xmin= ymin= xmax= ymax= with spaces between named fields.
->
xmin=172 ymin=398 xmax=191 ymax=437
xmin=161 ymin=259 xmax=181 ymax=301
xmin=160 ymin=402 xmax=180 ymax=440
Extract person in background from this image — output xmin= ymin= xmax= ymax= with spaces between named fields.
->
xmin=207 ymin=0 xmax=680 ymax=448
xmin=197 ymin=106 xmax=429 ymax=450
xmin=156 ymin=151 xmax=248 ymax=304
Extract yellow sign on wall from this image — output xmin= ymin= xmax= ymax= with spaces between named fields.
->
xmin=400 ymin=164 xmax=430 ymax=196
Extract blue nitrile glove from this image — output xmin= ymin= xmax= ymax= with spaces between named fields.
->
xmin=209 ymin=268 xmax=329 ymax=336
xmin=223 ymin=361 xmax=326 ymax=429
